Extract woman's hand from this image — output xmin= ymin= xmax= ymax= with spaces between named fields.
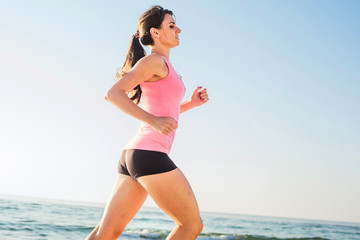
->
xmin=190 ymin=87 xmax=209 ymax=107
xmin=149 ymin=116 xmax=178 ymax=135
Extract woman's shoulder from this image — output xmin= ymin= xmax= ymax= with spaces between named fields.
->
xmin=135 ymin=53 xmax=168 ymax=81
xmin=140 ymin=53 xmax=166 ymax=66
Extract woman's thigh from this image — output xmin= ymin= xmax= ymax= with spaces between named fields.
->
xmin=137 ymin=168 xmax=201 ymax=226
xmin=97 ymin=174 xmax=148 ymax=234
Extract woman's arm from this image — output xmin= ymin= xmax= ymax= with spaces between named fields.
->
xmin=105 ymin=54 xmax=178 ymax=135
xmin=180 ymin=87 xmax=209 ymax=113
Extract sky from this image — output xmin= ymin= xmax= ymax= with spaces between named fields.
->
xmin=1 ymin=0 xmax=359 ymax=223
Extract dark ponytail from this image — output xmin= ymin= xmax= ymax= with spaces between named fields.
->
xmin=115 ymin=5 xmax=173 ymax=105
xmin=115 ymin=34 xmax=146 ymax=105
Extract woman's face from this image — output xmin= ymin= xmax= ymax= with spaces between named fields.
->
xmin=158 ymin=13 xmax=182 ymax=47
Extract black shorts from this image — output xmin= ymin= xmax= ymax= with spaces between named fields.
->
xmin=118 ymin=149 xmax=178 ymax=180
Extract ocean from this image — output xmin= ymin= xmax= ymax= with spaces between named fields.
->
xmin=0 ymin=195 xmax=359 ymax=240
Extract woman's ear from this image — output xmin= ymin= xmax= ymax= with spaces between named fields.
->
xmin=150 ymin=27 xmax=160 ymax=39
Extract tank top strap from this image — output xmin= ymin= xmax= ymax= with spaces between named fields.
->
xmin=159 ymin=55 xmax=174 ymax=75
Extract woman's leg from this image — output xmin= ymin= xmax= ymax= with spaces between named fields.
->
xmin=86 ymin=174 xmax=148 ymax=240
xmin=138 ymin=168 xmax=203 ymax=240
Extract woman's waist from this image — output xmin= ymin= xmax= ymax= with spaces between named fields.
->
xmin=127 ymin=128 xmax=175 ymax=150
xmin=137 ymin=125 xmax=176 ymax=138
xmin=141 ymin=105 xmax=180 ymax=120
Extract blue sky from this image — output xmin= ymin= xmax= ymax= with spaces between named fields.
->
xmin=1 ymin=0 xmax=359 ymax=223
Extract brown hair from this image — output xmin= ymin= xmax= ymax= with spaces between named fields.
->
xmin=115 ymin=5 xmax=174 ymax=104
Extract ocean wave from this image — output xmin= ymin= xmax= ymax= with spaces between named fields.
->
xmin=122 ymin=229 xmax=330 ymax=240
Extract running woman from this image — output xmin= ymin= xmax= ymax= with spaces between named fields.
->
xmin=86 ymin=5 xmax=209 ymax=240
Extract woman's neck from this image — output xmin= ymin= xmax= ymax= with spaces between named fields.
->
xmin=150 ymin=46 xmax=170 ymax=60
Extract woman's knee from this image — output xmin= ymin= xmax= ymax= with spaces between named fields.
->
xmin=195 ymin=218 xmax=204 ymax=235
xmin=181 ymin=217 xmax=203 ymax=237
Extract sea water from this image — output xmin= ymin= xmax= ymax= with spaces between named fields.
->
xmin=0 ymin=195 xmax=359 ymax=240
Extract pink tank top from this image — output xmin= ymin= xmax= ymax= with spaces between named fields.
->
xmin=125 ymin=55 xmax=186 ymax=154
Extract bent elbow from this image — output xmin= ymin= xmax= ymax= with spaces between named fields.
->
xmin=104 ymin=89 xmax=126 ymax=102
xmin=104 ymin=90 xmax=115 ymax=101
xmin=104 ymin=92 xmax=110 ymax=101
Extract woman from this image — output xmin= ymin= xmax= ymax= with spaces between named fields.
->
xmin=86 ymin=5 xmax=209 ymax=240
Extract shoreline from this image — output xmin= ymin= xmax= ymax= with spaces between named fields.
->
xmin=1 ymin=193 xmax=359 ymax=225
